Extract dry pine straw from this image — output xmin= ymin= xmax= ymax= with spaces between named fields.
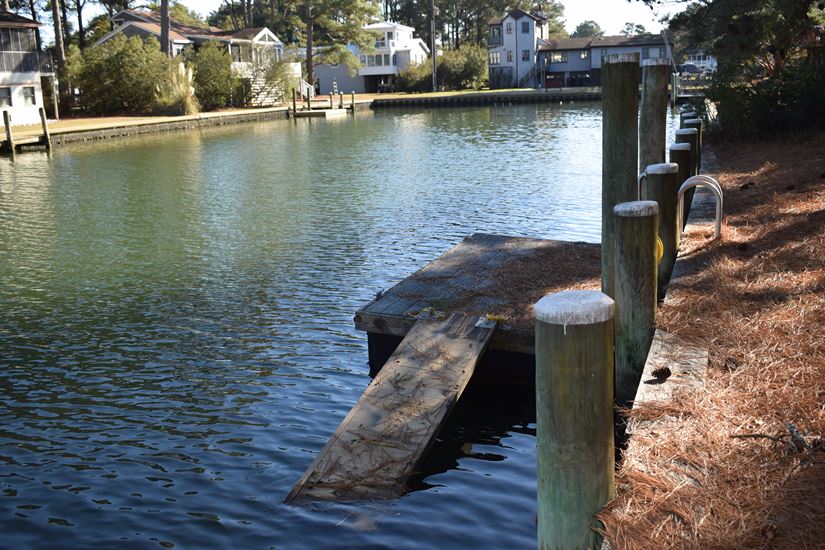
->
xmin=599 ymin=132 xmax=825 ymax=549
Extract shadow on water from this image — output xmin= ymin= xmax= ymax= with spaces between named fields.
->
xmin=408 ymin=363 xmax=537 ymax=493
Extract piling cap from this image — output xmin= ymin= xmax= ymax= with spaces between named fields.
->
xmin=675 ymin=128 xmax=698 ymax=135
xmin=669 ymin=142 xmax=691 ymax=151
xmin=684 ymin=118 xmax=702 ymax=125
xmin=614 ymin=200 xmax=658 ymax=217
xmin=604 ymin=52 xmax=640 ymax=64
xmin=645 ymin=162 xmax=679 ymax=175
xmin=535 ymin=290 xmax=614 ymax=326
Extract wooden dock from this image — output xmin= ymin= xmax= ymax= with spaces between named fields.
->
xmin=354 ymin=233 xmax=601 ymax=373
xmin=286 ymin=313 xmax=496 ymax=502
xmin=292 ymin=108 xmax=349 ymax=118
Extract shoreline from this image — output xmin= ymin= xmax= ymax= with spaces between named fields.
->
xmin=2 ymin=88 xmax=604 ymax=153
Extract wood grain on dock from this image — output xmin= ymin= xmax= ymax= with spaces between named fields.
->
xmin=354 ymin=233 xmax=601 ymax=355
xmin=286 ymin=313 xmax=495 ymax=502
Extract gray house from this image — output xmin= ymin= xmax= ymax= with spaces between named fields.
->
xmin=537 ymin=33 xmax=671 ymax=87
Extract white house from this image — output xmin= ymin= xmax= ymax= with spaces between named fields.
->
xmin=313 ymin=21 xmax=429 ymax=94
xmin=487 ymin=8 xmax=550 ymax=89
xmin=1 ymin=10 xmax=53 ymax=125
xmin=96 ymin=9 xmax=292 ymax=106
xmin=684 ymin=50 xmax=717 ymax=73
xmin=537 ymin=33 xmax=671 ymax=88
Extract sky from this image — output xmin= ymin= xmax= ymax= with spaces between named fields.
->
xmin=173 ymin=0 xmax=685 ymax=36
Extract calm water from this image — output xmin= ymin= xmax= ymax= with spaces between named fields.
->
xmin=0 ymin=104 xmax=676 ymax=549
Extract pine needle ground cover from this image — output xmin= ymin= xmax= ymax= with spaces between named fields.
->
xmin=601 ymin=131 xmax=825 ymax=548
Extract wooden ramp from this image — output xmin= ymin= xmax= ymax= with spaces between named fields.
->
xmin=285 ymin=313 xmax=496 ymax=503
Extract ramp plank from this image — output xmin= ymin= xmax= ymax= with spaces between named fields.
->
xmin=286 ymin=314 xmax=495 ymax=502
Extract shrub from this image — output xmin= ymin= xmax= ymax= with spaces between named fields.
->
xmin=190 ymin=42 xmax=234 ymax=111
xmin=438 ymin=45 xmax=488 ymax=90
xmin=396 ymin=45 xmax=488 ymax=93
xmin=156 ymin=62 xmax=199 ymax=115
xmin=707 ymin=61 xmax=825 ymax=138
xmin=78 ymin=35 xmax=172 ymax=114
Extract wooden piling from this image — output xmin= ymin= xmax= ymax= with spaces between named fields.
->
xmin=683 ymin=117 xmax=702 ymax=173
xmin=601 ymin=53 xmax=641 ymax=298
xmin=639 ymin=59 xmax=670 ymax=170
xmin=535 ymin=290 xmax=615 ymax=550
xmin=669 ymin=142 xmax=693 ymax=228
xmin=641 ymin=163 xmax=680 ymax=299
xmin=39 ymin=107 xmax=51 ymax=150
xmin=613 ymin=201 xmax=658 ymax=409
xmin=351 ymin=91 xmax=355 ymax=111
xmin=675 ymin=128 xmax=699 ymax=177
xmin=292 ymin=88 xmax=297 ymax=114
xmin=329 ymin=92 xmax=334 ymax=109
xmin=3 ymin=110 xmax=14 ymax=157
xmin=339 ymin=91 xmax=344 ymax=109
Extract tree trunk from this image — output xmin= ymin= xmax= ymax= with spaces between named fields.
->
xmin=51 ymin=0 xmax=68 ymax=103
xmin=60 ymin=0 xmax=70 ymax=45
xmin=1 ymin=0 xmax=10 ymax=12
xmin=160 ymin=0 xmax=170 ymax=55
xmin=75 ymin=0 xmax=86 ymax=49
xmin=305 ymin=0 xmax=314 ymax=90
xmin=27 ymin=0 xmax=42 ymax=50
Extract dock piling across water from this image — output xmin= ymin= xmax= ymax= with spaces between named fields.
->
xmin=3 ymin=110 xmax=14 ymax=158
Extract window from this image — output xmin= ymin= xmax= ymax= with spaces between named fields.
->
xmin=360 ymin=54 xmax=366 ymax=64
xmin=0 ymin=87 xmax=10 ymax=107
xmin=521 ymin=21 xmax=530 ymax=34
xmin=392 ymin=53 xmax=397 ymax=65
xmin=550 ymin=52 xmax=567 ymax=63
xmin=489 ymin=51 xmax=500 ymax=65
xmin=22 ymin=86 xmax=35 ymax=106
xmin=506 ymin=50 xmax=513 ymax=62
xmin=521 ymin=49 xmax=530 ymax=62
xmin=642 ymin=47 xmax=667 ymax=60
xmin=383 ymin=54 xmax=390 ymax=66
xmin=367 ymin=55 xmax=375 ymax=67
xmin=580 ymin=50 xmax=588 ymax=59
xmin=506 ymin=22 xmax=513 ymax=34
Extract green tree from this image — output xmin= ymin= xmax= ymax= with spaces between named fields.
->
xmin=148 ymin=0 xmax=205 ymax=27
xmin=620 ymin=22 xmax=647 ymax=36
xmin=571 ymin=20 xmax=603 ymax=38
xmin=78 ymin=34 xmax=172 ymax=113
xmin=190 ymin=41 xmax=234 ymax=110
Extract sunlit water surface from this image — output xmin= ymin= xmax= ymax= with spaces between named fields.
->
xmin=0 ymin=104 xmax=677 ymax=549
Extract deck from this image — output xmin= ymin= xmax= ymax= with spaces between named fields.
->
xmin=354 ymin=233 xmax=601 ymax=362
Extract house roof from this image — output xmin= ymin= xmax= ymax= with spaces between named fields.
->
xmin=538 ymin=33 xmax=669 ymax=52
xmin=130 ymin=21 xmax=189 ymax=42
xmin=101 ymin=9 xmax=283 ymax=47
xmin=489 ymin=8 xmax=546 ymax=26
xmin=0 ymin=10 xmax=41 ymax=28
xmin=589 ymin=33 xmax=667 ymax=48
xmin=365 ymin=21 xmax=416 ymax=33
xmin=538 ymin=37 xmax=593 ymax=51
xmin=115 ymin=9 xmax=224 ymax=35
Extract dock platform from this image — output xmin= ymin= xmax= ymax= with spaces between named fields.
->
xmin=354 ymin=233 xmax=601 ymax=374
